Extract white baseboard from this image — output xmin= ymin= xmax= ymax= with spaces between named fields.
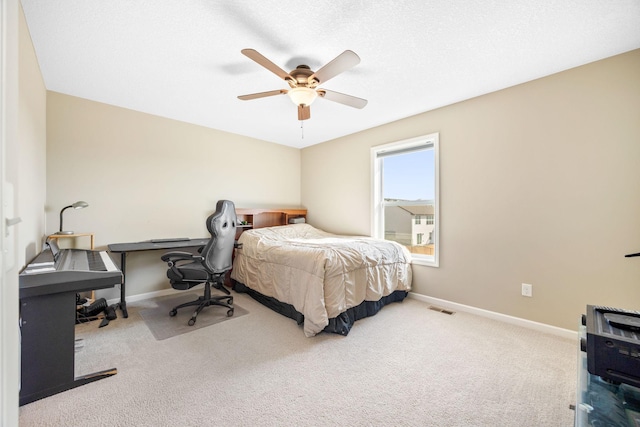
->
xmin=408 ymin=293 xmax=577 ymax=340
xmin=106 ymin=288 xmax=179 ymax=306
xmin=109 ymin=289 xmax=576 ymax=340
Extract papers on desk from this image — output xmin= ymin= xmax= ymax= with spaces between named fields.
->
xmin=24 ymin=261 xmax=55 ymax=274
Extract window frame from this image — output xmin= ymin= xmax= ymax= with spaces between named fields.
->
xmin=370 ymin=133 xmax=440 ymax=267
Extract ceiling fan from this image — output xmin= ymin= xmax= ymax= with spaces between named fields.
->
xmin=237 ymin=49 xmax=367 ymax=121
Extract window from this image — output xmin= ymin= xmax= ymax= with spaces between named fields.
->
xmin=371 ymin=133 xmax=439 ymax=267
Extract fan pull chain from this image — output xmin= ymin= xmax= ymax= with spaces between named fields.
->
xmin=300 ymin=120 xmax=304 ymax=139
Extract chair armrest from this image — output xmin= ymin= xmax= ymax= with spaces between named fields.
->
xmin=161 ymin=251 xmax=204 ymax=263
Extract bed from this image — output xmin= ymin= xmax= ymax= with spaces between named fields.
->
xmin=230 ymin=223 xmax=412 ymax=337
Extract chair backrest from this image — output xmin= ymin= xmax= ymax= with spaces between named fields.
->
xmin=201 ymin=200 xmax=237 ymax=274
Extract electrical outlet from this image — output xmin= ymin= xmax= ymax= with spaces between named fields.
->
xmin=521 ymin=283 xmax=533 ymax=297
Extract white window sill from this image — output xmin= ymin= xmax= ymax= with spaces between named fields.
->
xmin=410 ymin=256 xmax=438 ymax=268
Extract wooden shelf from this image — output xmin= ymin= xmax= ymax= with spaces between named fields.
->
xmin=235 ymin=208 xmax=307 ymax=230
xmin=234 ymin=208 xmax=307 ymax=239
xmin=47 ymin=232 xmax=94 ymax=250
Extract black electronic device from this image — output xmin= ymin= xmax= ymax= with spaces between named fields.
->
xmin=604 ymin=313 xmax=640 ymax=332
xmin=582 ymin=305 xmax=640 ymax=388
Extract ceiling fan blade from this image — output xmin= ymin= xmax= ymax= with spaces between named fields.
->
xmin=241 ymin=49 xmax=292 ymax=81
xmin=318 ymin=89 xmax=368 ymax=109
xmin=238 ymin=89 xmax=287 ymax=100
xmin=298 ymin=105 xmax=311 ymax=121
xmin=309 ymin=50 xmax=360 ymax=84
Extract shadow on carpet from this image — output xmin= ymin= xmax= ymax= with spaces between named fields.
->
xmin=139 ymin=292 xmax=248 ymax=340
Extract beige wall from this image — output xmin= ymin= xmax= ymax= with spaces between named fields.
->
xmin=301 ymin=49 xmax=640 ymax=331
xmin=46 ymin=93 xmax=302 ymax=297
xmin=18 ymin=2 xmax=47 ymax=262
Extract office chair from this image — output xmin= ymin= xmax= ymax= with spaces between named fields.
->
xmin=160 ymin=200 xmax=239 ymax=326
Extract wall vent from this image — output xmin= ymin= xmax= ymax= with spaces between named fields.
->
xmin=429 ymin=306 xmax=455 ymax=315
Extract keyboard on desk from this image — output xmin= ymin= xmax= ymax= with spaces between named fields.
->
xmin=20 ymin=247 xmax=123 ymax=298
xmin=56 ymin=249 xmax=119 ymax=272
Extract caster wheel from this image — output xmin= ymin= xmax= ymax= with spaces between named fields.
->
xmin=188 ymin=318 xmax=196 ymax=326
xmin=169 ymin=310 xmax=177 ymax=317
xmin=228 ymin=297 xmax=233 ymax=304
xmin=227 ymin=309 xmax=234 ymax=317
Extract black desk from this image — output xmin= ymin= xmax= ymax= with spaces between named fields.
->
xmin=107 ymin=238 xmax=209 ymax=317
xmin=19 ymin=249 xmax=122 ymax=406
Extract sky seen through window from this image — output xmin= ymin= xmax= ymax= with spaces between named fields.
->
xmin=383 ymin=150 xmax=435 ymax=201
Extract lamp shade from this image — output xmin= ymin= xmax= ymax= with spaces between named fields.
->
xmin=288 ymin=87 xmax=318 ymax=106
xmin=71 ymin=201 xmax=89 ymax=209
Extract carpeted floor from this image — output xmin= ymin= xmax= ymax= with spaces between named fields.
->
xmin=138 ymin=292 xmax=249 ymax=340
xmin=19 ymin=292 xmax=577 ymax=426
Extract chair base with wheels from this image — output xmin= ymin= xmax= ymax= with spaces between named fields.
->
xmin=168 ymin=275 xmax=234 ymax=326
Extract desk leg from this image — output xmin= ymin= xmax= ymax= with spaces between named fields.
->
xmin=118 ymin=252 xmax=129 ymax=318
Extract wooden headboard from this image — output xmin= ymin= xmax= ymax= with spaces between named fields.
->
xmin=235 ymin=208 xmax=307 ymax=235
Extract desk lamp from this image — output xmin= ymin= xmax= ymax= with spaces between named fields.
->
xmin=57 ymin=201 xmax=89 ymax=235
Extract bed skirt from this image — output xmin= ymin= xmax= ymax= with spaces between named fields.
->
xmin=232 ymin=280 xmax=408 ymax=336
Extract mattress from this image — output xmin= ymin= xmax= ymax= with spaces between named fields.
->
xmin=230 ymin=224 xmax=412 ymax=336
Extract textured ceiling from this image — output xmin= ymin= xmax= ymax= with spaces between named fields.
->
xmin=21 ymin=0 xmax=640 ymax=149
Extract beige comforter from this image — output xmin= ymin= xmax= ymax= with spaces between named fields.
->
xmin=230 ymin=224 xmax=412 ymax=336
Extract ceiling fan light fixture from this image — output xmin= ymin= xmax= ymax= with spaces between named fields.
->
xmin=288 ymin=87 xmax=317 ymax=106
xmin=238 ymin=49 xmax=367 ymax=121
